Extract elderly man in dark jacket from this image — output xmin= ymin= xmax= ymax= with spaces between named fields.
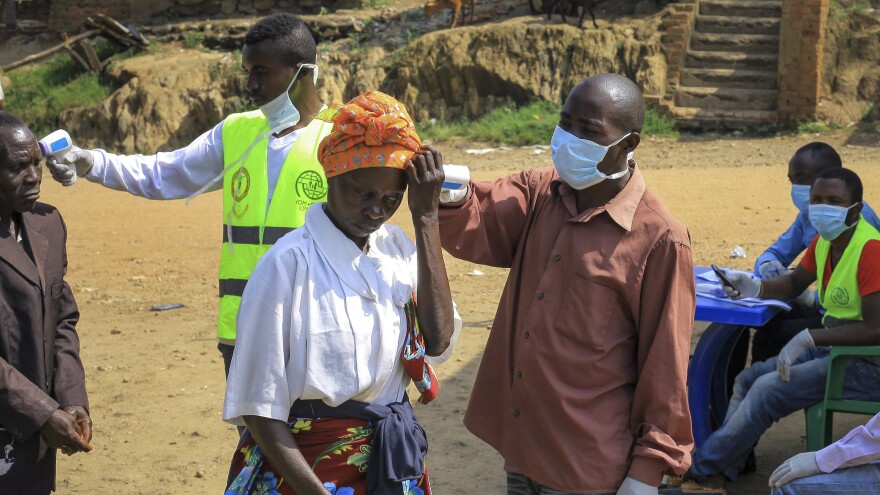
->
xmin=0 ymin=112 xmax=91 ymax=494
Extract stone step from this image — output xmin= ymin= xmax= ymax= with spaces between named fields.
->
xmin=680 ymin=68 xmax=778 ymax=90
xmin=690 ymin=33 xmax=779 ymax=54
xmin=669 ymin=107 xmax=779 ymax=130
xmin=695 ymin=15 xmax=781 ymax=35
xmin=700 ymin=0 xmax=782 ymax=18
xmin=674 ymin=86 xmax=778 ymax=111
xmin=685 ymin=49 xmax=778 ymax=70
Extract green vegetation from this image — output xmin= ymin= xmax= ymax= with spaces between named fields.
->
xmin=367 ymin=0 xmax=391 ymax=6
xmin=830 ymin=0 xmax=876 ymax=20
xmin=182 ymin=31 xmax=206 ymax=49
xmin=419 ymin=100 xmax=558 ymax=145
xmin=739 ymin=122 xmax=785 ymax=137
xmin=5 ymin=54 xmax=112 ymax=138
xmin=796 ymin=121 xmax=831 ymax=135
xmin=420 ymin=100 xmax=679 ymax=145
xmin=643 ymin=107 xmax=679 ymax=138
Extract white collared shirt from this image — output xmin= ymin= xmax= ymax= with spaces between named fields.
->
xmin=223 ymin=203 xmax=462 ymax=425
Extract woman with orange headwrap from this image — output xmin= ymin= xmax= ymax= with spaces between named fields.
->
xmin=222 ymin=91 xmax=461 ymax=495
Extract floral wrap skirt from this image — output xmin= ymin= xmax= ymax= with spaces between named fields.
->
xmin=226 ymin=417 xmax=430 ymax=495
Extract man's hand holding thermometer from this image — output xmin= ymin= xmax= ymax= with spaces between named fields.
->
xmin=439 ymin=164 xmax=470 ymax=203
xmin=40 ymin=130 xmax=94 ymax=187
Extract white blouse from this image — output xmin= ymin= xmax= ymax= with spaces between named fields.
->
xmin=223 ymin=203 xmax=462 ymax=425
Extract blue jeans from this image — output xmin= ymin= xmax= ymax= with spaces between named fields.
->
xmin=771 ymin=462 xmax=880 ymax=494
xmin=506 ymin=472 xmax=610 ymax=495
xmin=691 ymin=347 xmax=880 ymax=481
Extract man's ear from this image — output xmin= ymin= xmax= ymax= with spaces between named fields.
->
xmin=851 ymin=201 xmax=865 ymax=222
xmin=623 ymin=132 xmax=640 ymax=154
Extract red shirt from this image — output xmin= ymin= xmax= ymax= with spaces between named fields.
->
xmin=438 ymin=167 xmax=695 ymax=491
xmin=800 ymin=236 xmax=880 ymax=297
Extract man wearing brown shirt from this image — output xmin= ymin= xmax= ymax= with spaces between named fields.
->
xmin=437 ymin=74 xmax=695 ymax=494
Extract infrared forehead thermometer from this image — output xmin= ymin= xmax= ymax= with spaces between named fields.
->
xmin=38 ymin=130 xmax=73 ymax=159
xmin=442 ymin=164 xmax=470 ymax=190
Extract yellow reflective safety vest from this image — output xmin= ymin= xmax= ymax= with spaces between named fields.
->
xmin=815 ymin=217 xmax=880 ymax=324
xmin=218 ymin=110 xmax=333 ymax=343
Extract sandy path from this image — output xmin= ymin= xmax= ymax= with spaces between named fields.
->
xmin=45 ymin=130 xmax=879 ymax=494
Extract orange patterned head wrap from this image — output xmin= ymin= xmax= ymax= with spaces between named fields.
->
xmin=318 ymin=91 xmax=421 ymax=179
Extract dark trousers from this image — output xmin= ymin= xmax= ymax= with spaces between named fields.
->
xmin=218 ymin=342 xmax=235 ymax=378
xmin=218 ymin=342 xmax=245 ymax=436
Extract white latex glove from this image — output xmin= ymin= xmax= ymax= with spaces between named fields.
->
xmin=768 ymin=452 xmax=820 ymax=487
xmin=439 ymin=185 xmax=468 ymax=204
xmin=616 ymin=477 xmax=658 ymax=495
xmin=776 ymin=329 xmax=816 ymax=382
xmin=793 ymin=289 xmax=818 ymax=309
xmin=719 ymin=269 xmax=762 ymax=300
xmin=759 ymin=260 xmax=786 ymax=280
xmin=45 ymin=147 xmax=94 ymax=186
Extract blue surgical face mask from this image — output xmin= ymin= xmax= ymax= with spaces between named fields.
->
xmin=791 ymin=184 xmax=811 ymax=213
xmin=550 ymin=126 xmax=631 ymax=190
xmin=809 ymin=203 xmax=859 ymax=241
xmin=259 ymin=63 xmax=319 ymax=134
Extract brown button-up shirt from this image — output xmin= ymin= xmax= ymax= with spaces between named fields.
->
xmin=438 ymin=166 xmax=695 ymax=492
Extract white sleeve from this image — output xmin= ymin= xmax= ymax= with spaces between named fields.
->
xmin=223 ymin=246 xmax=303 ymax=425
xmin=84 ymin=121 xmax=226 ymax=199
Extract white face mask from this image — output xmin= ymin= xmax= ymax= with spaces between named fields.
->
xmin=259 ymin=63 xmax=319 ymax=134
xmin=550 ymin=126 xmax=631 ymax=190
xmin=809 ymin=202 xmax=859 ymax=241
xmin=791 ymin=184 xmax=811 ymax=213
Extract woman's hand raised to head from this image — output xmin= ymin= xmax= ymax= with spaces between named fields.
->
xmin=406 ymin=145 xmax=445 ymax=219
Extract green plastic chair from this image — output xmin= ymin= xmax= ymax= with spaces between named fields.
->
xmin=804 ymin=345 xmax=880 ymax=451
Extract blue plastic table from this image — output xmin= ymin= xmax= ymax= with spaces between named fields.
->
xmin=689 ymin=267 xmax=781 ymax=446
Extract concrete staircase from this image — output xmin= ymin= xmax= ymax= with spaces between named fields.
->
xmin=670 ymin=0 xmax=782 ymax=129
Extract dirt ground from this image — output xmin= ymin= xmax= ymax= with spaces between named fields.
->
xmin=44 ymin=130 xmax=880 ymax=494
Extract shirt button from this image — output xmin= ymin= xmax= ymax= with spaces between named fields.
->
xmin=517 ymin=371 xmax=523 ymax=378
xmin=554 ymin=255 xmax=561 ymax=262
xmin=513 ymin=409 xmax=520 ymax=418
xmin=523 ymin=331 xmax=530 ymax=339
xmin=537 ymin=292 xmax=544 ymax=300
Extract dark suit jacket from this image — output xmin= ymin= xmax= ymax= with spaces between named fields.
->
xmin=0 ymin=203 xmax=87 ymax=494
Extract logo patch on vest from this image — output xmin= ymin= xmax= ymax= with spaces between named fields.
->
xmin=296 ymin=171 xmax=327 ymax=200
xmin=232 ymin=168 xmax=250 ymax=202
xmin=830 ymin=287 xmax=850 ymax=306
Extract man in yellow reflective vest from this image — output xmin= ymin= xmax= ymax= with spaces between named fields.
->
xmin=45 ymin=13 xmax=334 ymax=377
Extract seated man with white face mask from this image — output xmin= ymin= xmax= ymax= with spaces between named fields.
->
xmin=437 ymin=73 xmax=696 ymax=495
xmin=686 ymin=167 xmax=880 ymax=489
xmin=43 ymin=13 xmax=333 ymax=379
xmin=747 ymin=143 xmax=880 ymax=365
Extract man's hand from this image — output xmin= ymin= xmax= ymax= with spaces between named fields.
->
xmin=45 ymin=146 xmax=94 ymax=186
xmin=406 ymin=145 xmax=444 ymax=219
xmin=777 ymin=329 xmax=816 ymax=382
xmin=439 ymin=186 xmax=468 ymax=204
xmin=39 ymin=409 xmax=92 ymax=455
xmin=719 ymin=269 xmax=762 ymax=299
xmin=794 ymin=289 xmax=818 ymax=309
xmin=62 ymin=405 xmax=92 ymax=445
xmin=616 ymin=477 xmax=658 ymax=495
xmin=769 ymin=452 xmax=820 ymax=487
xmin=759 ymin=260 xmax=786 ymax=280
